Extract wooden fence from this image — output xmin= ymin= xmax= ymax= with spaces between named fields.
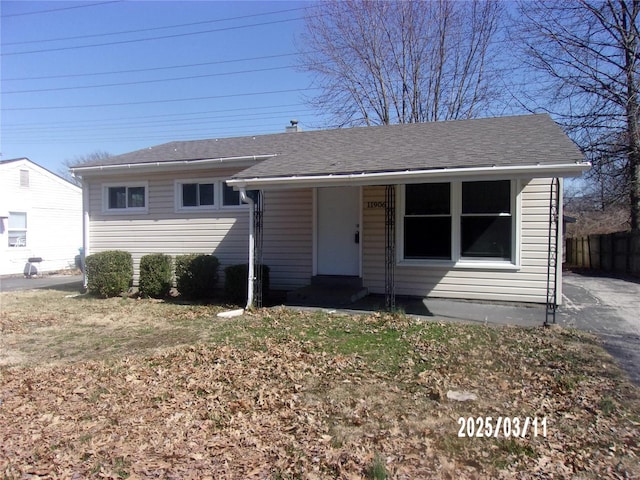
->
xmin=565 ymin=231 xmax=640 ymax=277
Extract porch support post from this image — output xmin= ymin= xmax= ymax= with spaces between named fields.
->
xmin=385 ymin=185 xmax=396 ymax=310
xmin=240 ymin=188 xmax=255 ymax=309
xmin=253 ymin=191 xmax=264 ymax=308
xmin=240 ymin=188 xmax=264 ymax=310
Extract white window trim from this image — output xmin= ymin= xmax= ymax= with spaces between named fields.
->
xmin=397 ymin=179 xmax=521 ymax=270
xmin=175 ymin=178 xmax=219 ymax=212
xmin=103 ymin=181 xmax=149 ymax=214
xmin=174 ymin=178 xmax=249 ymax=212
xmin=7 ymin=211 xmax=28 ymax=248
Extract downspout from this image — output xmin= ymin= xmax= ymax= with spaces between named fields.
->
xmin=79 ymin=176 xmax=90 ymax=290
xmin=239 ymin=187 xmax=254 ymax=309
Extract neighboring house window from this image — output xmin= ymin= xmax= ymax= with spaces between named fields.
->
xmin=20 ymin=169 xmax=29 ymax=188
xmin=8 ymin=212 xmax=27 ymax=247
xmin=401 ymin=180 xmax=515 ymax=264
xmin=104 ymin=183 xmax=148 ymax=213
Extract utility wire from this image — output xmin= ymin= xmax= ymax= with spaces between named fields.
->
xmin=3 ymin=103 xmax=307 ymax=128
xmin=1 ymin=1 xmax=119 ymax=18
xmin=1 ymin=17 xmax=305 ymax=56
xmin=2 ymin=64 xmax=307 ymax=94
xmin=1 ymin=87 xmax=319 ymax=111
xmin=2 ymin=52 xmax=302 ymax=81
xmin=3 ymin=7 xmax=308 ymax=45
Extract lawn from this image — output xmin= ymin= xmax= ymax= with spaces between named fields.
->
xmin=1 ymin=288 xmax=639 ymax=479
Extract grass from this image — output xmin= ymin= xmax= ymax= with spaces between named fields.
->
xmin=1 ymin=288 xmax=639 ymax=478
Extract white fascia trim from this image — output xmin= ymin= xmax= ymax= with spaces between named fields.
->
xmin=70 ymin=155 xmax=277 ymax=176
xmin=227 ymin=162 xmax=590 ymax=189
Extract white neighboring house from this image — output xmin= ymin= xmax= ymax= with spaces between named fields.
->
xmin=0 ymin=158 xmax=83 ymax=276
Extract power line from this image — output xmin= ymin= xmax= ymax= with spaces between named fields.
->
xmin=1 ymin=1 xmax=120 ymax=18
xmin=1 ymin=17 xmax=304 ymax=56
xmin=1 ymin=88 xmax=319 ymax=111
xmin=2 ymin=52 xmax=302 ymax=82
xmin=2 ymin=64 xmax=305 ymax=94
xmin=3 ymin=7 xmax=308 ymax=45
xmin=3 ymin=103 xmax=307 ymax=128
xmin=4 ymin=109 xmax=310 ymax=132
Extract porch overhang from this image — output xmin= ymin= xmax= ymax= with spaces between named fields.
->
xmin=228 ymin=161 xmax=590 ymax=190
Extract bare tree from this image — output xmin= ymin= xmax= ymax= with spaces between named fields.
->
xmin=298 ymin=0 xmax=505 ymax=127
xmin=514 ymin=0 xmax=639 ymax=230
xmin=58 ymin=150 xmax=111 ymax=186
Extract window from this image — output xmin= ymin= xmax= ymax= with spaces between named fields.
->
xmin=461 ymin=180 xmax=511 ymax=259
xmin=104 ymin=183 xmax=148 ymax=213
xmin=222 ymin=182 xmax=242 ymax=207
xmin=403 ymin=183 xmax=451 ymax=259
xmin=8 ymin=212 xmax=27 ymax=247
xmin=401 ymin=180 xmax=515 ymax=265
xmin=181 ymin=182 xmax=215 ymax=208
xmin=175 ymin=179 xmax=249 ymax=211
xmin=20 ymin=169 xmax=29 ymax=188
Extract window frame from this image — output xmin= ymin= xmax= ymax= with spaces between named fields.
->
xmin=7 ymin=211 xmax=27 ymax=248
xmin=398 ymin=179 xmax=520 ymax=269
xmin=174 ymin=178 xmax=248 ymax=212
xmin=175 ymin=179 xmax=218 ymax=212
xmin=103 ymin=182 xmax=149 ymax=214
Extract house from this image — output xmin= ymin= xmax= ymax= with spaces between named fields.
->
xmin=70 ymin=114 xmax=589 ymax=308
xmin=0 ymin=158 xmax=83 ymax=276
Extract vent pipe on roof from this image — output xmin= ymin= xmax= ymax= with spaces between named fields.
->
xmin=286 ymin=119 xmax=302 ymax=133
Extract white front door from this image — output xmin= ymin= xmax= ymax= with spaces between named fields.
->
xmin=316 ymin=186 xmax=360 ymax=276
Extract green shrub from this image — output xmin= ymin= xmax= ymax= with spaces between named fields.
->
xmin=175 ymin=254 xmax=219 ymax=300
xmin=139 ymin=253 xmax=173 ymax=298
xmin=85 ymin=250 xmax=133 ymax=298
xmin=224 ymin=263 xmax=270 ymax=306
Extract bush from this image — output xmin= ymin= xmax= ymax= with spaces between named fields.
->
xmin=175 ymin=254 xmax=219 ymax=300
xmin=85 ymin=250 xmax=133 ymax=298
xmin=139 ymin=254 xmax=173 ymax=298
xmin=224 ymin=263 xmax=270 ymax=306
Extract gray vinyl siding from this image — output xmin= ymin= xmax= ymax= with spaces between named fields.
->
xmin=262 ymin=189 xmax=313 ymax=290
xmin=86 ymin=168 xmax=249 ymax=285
xmin=362 ymin=178 xmax=559 ymax=304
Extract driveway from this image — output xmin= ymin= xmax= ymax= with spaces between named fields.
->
xmin=557 ymin=271 xmax=640 ymax=385
xmin=0 ymin=273 xmax=83 ymax=293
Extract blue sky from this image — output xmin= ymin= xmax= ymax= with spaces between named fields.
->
xmin=1 ymin=0 xmax=324 ymax=175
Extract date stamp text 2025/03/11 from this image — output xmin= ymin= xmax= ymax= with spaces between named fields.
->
xmin=457 ymin=416 xmax=548 ymax=439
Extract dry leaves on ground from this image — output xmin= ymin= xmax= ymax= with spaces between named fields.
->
xmin=1 ymin=293 xmax=639 ymax=479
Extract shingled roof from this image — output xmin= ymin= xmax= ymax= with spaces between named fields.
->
xmin=72 ymin=114 xmax=585 ymax=180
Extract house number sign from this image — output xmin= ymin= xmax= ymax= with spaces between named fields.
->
xmin=366 ymin=201 xmax=386 ymax=209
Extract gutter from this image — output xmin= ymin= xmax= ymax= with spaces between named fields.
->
xmin=70 ymin=155 xmax=276 ymax=176
xmin=239 ymin=187 xmax=254 ymax=310
xmin=227 ymin=162 xmax=590 ymax=189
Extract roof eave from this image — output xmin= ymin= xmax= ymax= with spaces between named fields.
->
xmin=70 ymin=154 xmax=276 ymax=177
xmin=228 ymin=162 xmax=590 ymax=190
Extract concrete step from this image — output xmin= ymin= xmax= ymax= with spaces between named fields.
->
xmin=310 ymin=275 xmax=363 ymax=288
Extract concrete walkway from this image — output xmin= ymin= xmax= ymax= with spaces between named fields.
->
xmin=557 ymin=271 xmax=640 ymax=385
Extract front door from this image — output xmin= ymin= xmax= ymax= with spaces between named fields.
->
xmin=316 ymin=186 xmax=360 ymax=276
